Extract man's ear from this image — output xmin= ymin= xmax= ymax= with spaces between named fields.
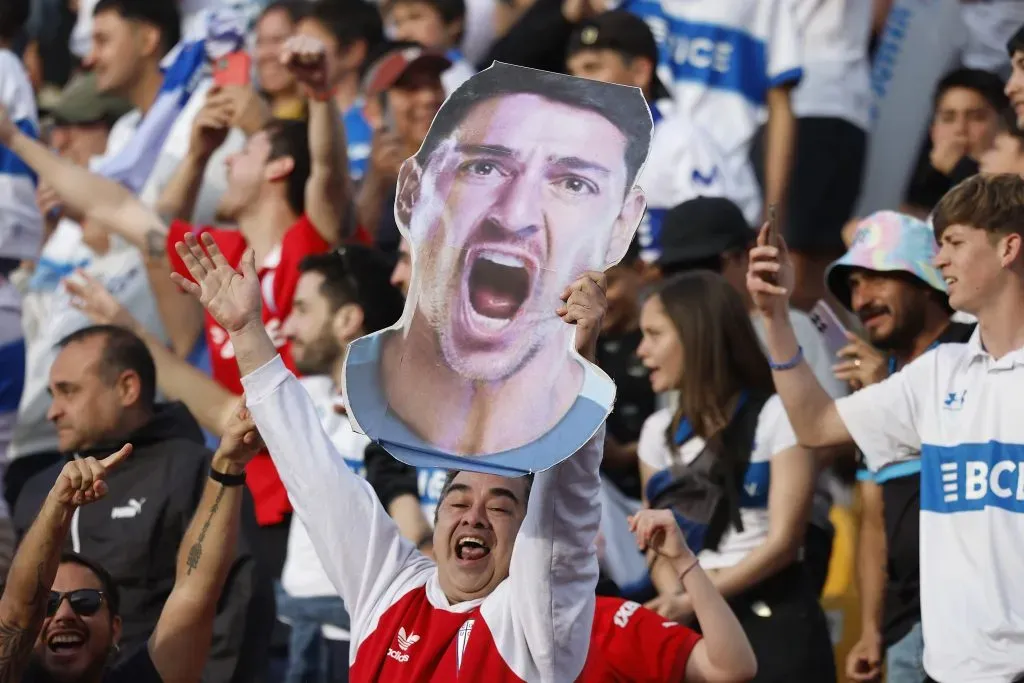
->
xmin=1001 ymin=231 xmax=1023 ymax=268
xmin=116 ymin=370 xmax=142 ymax=408
xmin=396 ymin=158 xmax=423 ymax=229
xmin=629 ymin=56 xmax=655 ymax=92
xmin=135 ymin=23 xmax=162 ymax=60
xmin=445 ymin=18 xmax=465 ymax=48
xmin=332 ymin=303 xmax=365 ymax=345
xmin=604 ymin=187 xmax=646 ymax=267
xmin=266 ymin=155 xmax=296 ymax=183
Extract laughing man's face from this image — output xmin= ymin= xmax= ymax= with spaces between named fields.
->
xmin=398 ymin=93 xmax=643 ymax=381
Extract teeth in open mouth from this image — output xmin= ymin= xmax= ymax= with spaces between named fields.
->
xmin=478 ymin=251 xmax=526 ymax=269
xmin=49 ymin=633 xmax=84 ymax=649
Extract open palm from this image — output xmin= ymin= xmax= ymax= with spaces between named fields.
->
xmin=170 ymin=232 xmax=262 ymax=334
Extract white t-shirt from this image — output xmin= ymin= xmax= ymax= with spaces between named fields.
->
xmin=638 ymin=395 xmax=798 ymax=569
xmin=12 ymin=234 xmax=170 ymax=459
xmin=835 ymin=328 xmax=1024 ymax=682
xmin=959 ymin=1 xmax=1024 ymax=76
xmin=788 ymin=0 xmax=872 ymax=130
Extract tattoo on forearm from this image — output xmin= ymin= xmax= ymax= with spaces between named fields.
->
xmin=186 ymin=486 xmax=227 ymax=575
xmin=0 ymin=562 xmax=49 ymax=682
xmin=145 ymin=228 xmax=167 ymax=260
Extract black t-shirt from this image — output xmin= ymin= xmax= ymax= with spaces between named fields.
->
xmin=23 ymin=642 xmax=162 ymax=683
xmin=596 ymin=328 xmax=656 ymax=500
xmin=861 ymin=321 xmax=976 ymax=646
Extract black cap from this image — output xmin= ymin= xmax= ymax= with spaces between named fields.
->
xmin=567 ymin=11 xmax=671 ymax=101
xmin=657 ymin=196 xmax=755 ymax=271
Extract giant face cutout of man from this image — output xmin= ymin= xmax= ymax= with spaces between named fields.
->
xmin=344 ymin=62 xmax=652 ymax=475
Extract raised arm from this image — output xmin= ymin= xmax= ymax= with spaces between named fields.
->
xmin=147 ymin=400 xmax=261 ymax=683
xmin=154 ymin=90 xmax=236 ymax=223
xmin=747 ymin=225 xmax=852 ymax=448
xmin=281 ymin=36 xmax=352 ymax=244
xmin=629 ymin=509 xmax=758 ymax=683
xmin=483 ymin=273 xmax=609 ymax=682
xmin=170 ymin=232 xmax=429 ymax=624
xmin=0 ymin=106 xmax=167 ymax=253
xmin=0 ymin=446 xmax=132 ymax=683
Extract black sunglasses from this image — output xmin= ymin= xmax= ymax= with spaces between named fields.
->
xmin=47 ymin=589 xmax=105 ymax=617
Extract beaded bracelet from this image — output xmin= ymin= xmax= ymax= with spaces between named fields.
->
xmin=768 ymin=345 xmax=804 ymax=371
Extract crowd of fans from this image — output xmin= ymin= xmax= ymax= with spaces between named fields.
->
xmin=2 ymin=0 xmax=1024 ymax=681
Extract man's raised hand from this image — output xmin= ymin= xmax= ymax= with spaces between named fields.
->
xmin=171 ymin=232 xmax=262 ymax=334
xmin=48 ymin=445 xmax=133 ymax=509
xmin=216 ymin=396 xmax=264 ymax=468
xmin=746 ymin=222 xmax=795 ymax=321
xmin=280 ymin=35 xmax=330 ymax=98
xmin=558 ymin=271 xmax=608 ymax=361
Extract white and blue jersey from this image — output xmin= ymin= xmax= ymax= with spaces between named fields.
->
xmin=621 ymin=0 xmax=802 ymax=211
xmin=836 ymin=329 xmax=1024 ymax=682
xmin=637 ymin=102 xmax=760 ymax=261
xmin=637 ymin=395 xmax=798 ymax=569
xmin=0 ymin=49 xmax=42 ymax=263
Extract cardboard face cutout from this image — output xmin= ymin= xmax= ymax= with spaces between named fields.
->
xmin=343 ymin=62 xmax=653 ymax=475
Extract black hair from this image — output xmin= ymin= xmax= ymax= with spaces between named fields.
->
xmin=415 ymin=63 xmax=652 ymax=191
xmin=0 ymin=0 xmax=29 ymax=43
xmin=1008 ymin=24 xmax=1024 ymax=58
xmin=93 ymin=0 xmax=181 ymax=56
xmin=997 ymin=106 xmax=1024 ymax=141
xmin=57 ymin=325 xmax=157 ymax=411
xmin=259 ymin=0 xmax=311 ymax=25
xmin=264 ymin=118 xmax=311 ymax=218
xmin=297 ymin=246 xmax=405 ymax=334
xmin=385 ymin=0 xmax=466 ymax=42
xmin=306 ymin=0 xmax=384 ymax=56
xmin=933 ymin=67 xmax=1008 ymax=114
xmin=434 ymin=470 xmax=535 ymax=524
xmin=60 ymin=552 xmax=121 ymax=618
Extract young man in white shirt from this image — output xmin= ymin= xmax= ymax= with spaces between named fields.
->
xmin=748 ymin=172 xmax=1024 ymax=683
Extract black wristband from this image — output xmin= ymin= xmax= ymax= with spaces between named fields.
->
xmin=209 ymin=466 xmax=246 ymax=487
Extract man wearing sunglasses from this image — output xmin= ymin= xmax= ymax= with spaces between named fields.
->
xmin=0 ymin=399 xmax=262 ymax=683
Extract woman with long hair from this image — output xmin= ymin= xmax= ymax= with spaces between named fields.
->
xmin=635 ymin=271 xmax=835 ymax=682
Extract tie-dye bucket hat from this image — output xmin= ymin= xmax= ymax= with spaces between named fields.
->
xmin=826 ymin=211 xmax=947 ymax=310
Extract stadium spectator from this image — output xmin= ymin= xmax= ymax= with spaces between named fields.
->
xmin=383 ymin=0 xmax=476 ymax=93
xmin=9 ymin=73 xmax=161 ymax=514
xmin=82 ymin=0 xmax=181 ymax=150
xmin=356 ymin=43 xmax=450 ymax=251
xmin=254 ymin=1 xmax=310 ymax=120
xmin=981 ymin=107 xmax=1024 ymax=177
xmin=0 ymin=35 xmax=356 ymax=556
xmin=829 ymin=212 xmax=974 ymax=683
xmin=594 ymin=238 xmax=651 ymax=501
xmin=903 ymin=68 xmax=1007 ymax=216
xmin=1005 ymin=25 xmax=1024 ymax=128
xmin=748 ymin=173 xmax=1024 ymax=683
xmin=635 ymin=271 xmax=835 ymax=680
xmin=295 ymin=0 xmax=384 ymax=182
xmin=775 ymin=0 xmax=872 ymax=311
xmin=565 ymin=11 xmax=741 ymax=265
xmin=274 ymin=247 xmax=423 ymax=683
xmin=11 ymin=325 xmax=272 ymax=681
xmin=0 ymin=0 xmax=41 ymax=583
xmin=0 ymin=399 xmax=261 ymax=683
xmin=620 ymin=0 xmax=802 ymax=227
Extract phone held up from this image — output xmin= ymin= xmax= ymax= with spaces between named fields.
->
xmin=212 ymin=51 xmax=252 ymax=88
xmin=763 ymin=204 xmax=781 ymax=285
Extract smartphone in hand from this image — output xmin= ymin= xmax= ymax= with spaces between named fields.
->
xmin=809 ymin=299 xmax=851 ymax=358
xmin=763 ymin=204 xmax=780 ymax=284
xmin=213 ymin=51 xmax=252 ymax=87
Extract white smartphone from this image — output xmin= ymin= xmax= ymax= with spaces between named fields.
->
xmin=808 ymin=300 xmax=851 ymax=358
